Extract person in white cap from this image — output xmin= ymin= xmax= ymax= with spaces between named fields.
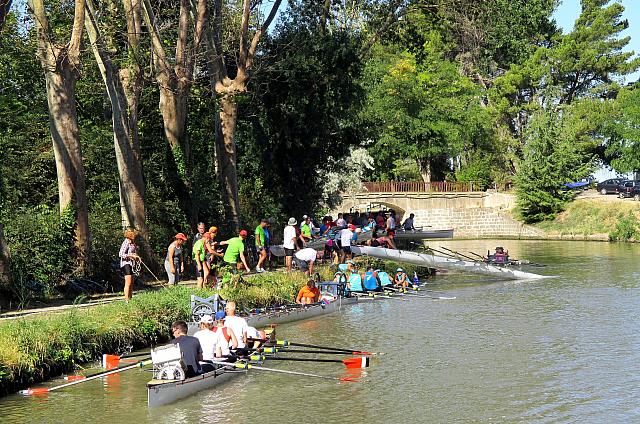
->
xmin=193 ymin=315 xmax=224 ymax=367
xmin=283 ymin=217 xmax=298 ymax=272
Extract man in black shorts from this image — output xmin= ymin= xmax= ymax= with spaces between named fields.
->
xmin=169 ymin=320 xmax=203 ymax=377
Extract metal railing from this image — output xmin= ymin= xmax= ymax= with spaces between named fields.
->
xmin=362 ymin=181 xmax=480 ymax=193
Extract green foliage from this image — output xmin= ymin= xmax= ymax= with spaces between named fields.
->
xmin=607 ymin=86 xmax=640 ymax=173
xmin=515 ymin=106 xmax=596 ymax=223
xmin=361 ymin=39 xmax=490 ymax=181
xmin=4 ymin=205 xmax=77 ymax=292
xmin=609 ymin=212 xmax=640 ymax=242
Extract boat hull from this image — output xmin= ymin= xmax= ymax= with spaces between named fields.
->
xmin=154 ymin=297 xmax=358 ymax=407
xmin=351 ymin=246 xmax=546 ymax=280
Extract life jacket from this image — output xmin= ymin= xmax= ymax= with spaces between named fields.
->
xmin=349 ymin=273 xmax=364 ymax=292
xmin=213 ymin=326 xmax=232 ymax=342
xmin=363 ymin=271 xmax=379 ymax=291
xmin=379 ymin=271 xmax=393 ymax=287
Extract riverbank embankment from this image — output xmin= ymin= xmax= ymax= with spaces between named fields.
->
xmin=0 ymin=269 xmax=322 ymax=396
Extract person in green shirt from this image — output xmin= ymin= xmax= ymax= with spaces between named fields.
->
xmin=193 ymin=232 xmax=210 ymax=289
xmin=221 ymin=230 xmax=250 ymax=273
xmin=255 ymin=219 xmax=268 ymax=273
xmin=300 ymin=216 xmax=313 ymax=245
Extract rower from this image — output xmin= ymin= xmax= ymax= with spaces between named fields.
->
xmin=193 ymin=315 xmax=223 ymax=371
xmin=394 ymin=268 xmax=408 ymax=288
xmin=491 ymin=246 xmax=508 ymax=264
xmin=212 ymin=310 xmax=238 ymax=360
xmin=296 ymin=279 xmax=321 ymax=304
xmin=348 ymin=272 xmax=365 ymax=293
xmin=246 ymin=326 xmax=267 ymax=349
xmin=378 ymin=269 xmax=394 ymax=290
xmin=169 ymin=320 xmax=203 ymax=377
xmin=362 ymin=266 xmax=380 ymax=292
xmin=223 ymin=301 xmax=249 ymax=350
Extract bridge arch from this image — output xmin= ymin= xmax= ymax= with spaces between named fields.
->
xmin=330 ymin=200 xmax=407 ymax=222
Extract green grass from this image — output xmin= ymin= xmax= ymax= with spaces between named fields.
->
xmin=535 ymin=199 xmax=640 ymax=237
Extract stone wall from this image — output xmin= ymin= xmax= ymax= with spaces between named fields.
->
xmin=335 ymin=190 xmax=544 ymax=239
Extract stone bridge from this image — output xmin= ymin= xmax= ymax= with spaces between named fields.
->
xmin=330 ymin=183 xmax=545 ymax=239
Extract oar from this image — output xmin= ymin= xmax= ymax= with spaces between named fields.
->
xmin=439 ymin=246 xmax=479 ymax=262
xmin=273 ymin=340 xmax=383 ymax=355
xmin=467 ymin=251 xmax=486 ymax=261
xmin=383 ymin=286 xmax=456 ymax=300
xmin=258 ymin=347 xmax=374 ymax=356
xmin=210 ymin=361 xmax=359 ymax=382
xmin=249 ymin=355 xmax=369 ymax=369
xmin=20 ymin=359 xmax=152 ymax=395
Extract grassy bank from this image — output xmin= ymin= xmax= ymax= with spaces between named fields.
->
xmin=0 ymin=270 xmax=319 ymax=396
xmin=534 ymin=198 xmax=640 ymax=241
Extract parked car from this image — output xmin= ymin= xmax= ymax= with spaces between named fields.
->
xmin=617 ymin=180 xmax=640 ymax=198
xmin=596 ymin=178 xmax=624 ymax=195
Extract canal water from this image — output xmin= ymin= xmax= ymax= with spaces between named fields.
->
xmin=2 ymin=240 xmax=640 ymax=423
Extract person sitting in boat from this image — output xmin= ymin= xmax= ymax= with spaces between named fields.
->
xmin=362 ymin=266 xmax=381 ymax=292
xmin=246 ymin=326 xmax=267 ymax=349
xmin=296 ymin=279 xmax=321 ymax=304
xmin=491 ymin=247 xmax=508 ymax=264
xmin=347 ymin=272 xmax=365 ymax=293
xmin=293 ymin=247 xmax=321 ymax=276
xmin=223 ymin=302 xmax=249 ymax=351
xmin=394 ymin=268 xmax=408 ymax=288
xmin=378 ymin=269 xmax=394 ymax=290
xmin=193 ymin=315 xmax=225 ymax=371
xmin=212 ymin=310 xmax=238 ymax=361
xmin=169 ymin=320 xmax=203 ymax=377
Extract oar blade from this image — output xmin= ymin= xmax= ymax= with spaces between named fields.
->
xmin=19 ymin=387 xmax=50 ymax=396
xmin=64 ymin=375 xmax=86 ymax=381
xmin=102 ymin=354 xmax=120 ymax=369
xmin=338 ymin=376 xmax=360 ymax=382
xmin=342 ymin=357 xmax=370 ymax=369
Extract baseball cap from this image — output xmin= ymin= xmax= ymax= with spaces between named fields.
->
xmin=214 ymin=310 xmax=226 ymax=321
xmin=302 ymin=214 xmax=308 ymax=219
xmin=199 ymin=314 xmax=214 ymax=324
xmin=239 ymin=230 xmax=248 ymax=237
xmin=348 ymin=224 xmax=356 ymax=230
xmin=175 ymin=233 xmax=187 ymax=241
xmin=396 ymin=268 xmax=404 ymax=272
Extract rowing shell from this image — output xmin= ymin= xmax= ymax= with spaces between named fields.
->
xmin=149 ymin=297 xmax=358 ymax=407
xmin=351 ymin=246 xmax=547 ymax=281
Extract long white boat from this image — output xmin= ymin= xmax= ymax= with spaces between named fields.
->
xmin=148 ymin=296 xmax=357 ymax=407
xmin=351 ymin=245 xmax=547 ymax=280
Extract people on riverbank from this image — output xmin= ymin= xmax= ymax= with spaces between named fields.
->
xmin=193 ymin=232 xmax=210 ymax=289
xmin=170 ymin=320 xmax=203 ymax=377
xmin=402 ymin=213 xmax=415 ymax=231
xmin=293 ymin=247 xmax=320 ymax=276
xmin=165 ymin=233 xmax=187 ymax=286
xmin=296 ymin=279 xmax=320 ymax=304
xmin=338 ymin=224 xmax=355 ymax=263
xmin=221 ymin=230 xmax=251 ymax=273
xmin=206 ymin=227 xmax=223 ymax=286
xmin=283 ymin=218 xmax=298 ymax=272
xmin=300 ymin=216 xmax=313 ymax=244
xmin=194 ymin=222 xmax=206 ymax=243
xmin=119 ymin=229 xmax=139 ymax=301
xmin=367 ymin=230 xmax=396 ymax=249
xmin=255 ymin=219 xmax=268 ymax=273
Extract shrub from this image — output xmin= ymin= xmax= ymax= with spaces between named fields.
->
xmin=609 ymin=212 xmax=640 ymax=241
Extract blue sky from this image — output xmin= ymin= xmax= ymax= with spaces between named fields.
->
xmin=553 ymin=0 xmax=639 ymax=83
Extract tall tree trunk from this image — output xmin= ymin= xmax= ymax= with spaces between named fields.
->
xmin=158 ymin=78 xmax=198 ymax=230
xmin=417 ymin=158 xmax=431 ymax=183
xmin=0 ymin=0 xmax=11 ymax=32
xmin=44 ymin=61 xmax=91 ymax=274
xmin=0 ymin=224 xmax=10 ymax=286
xmin=216 ymin=95 xmax=240 ymax=232
xmin=29 ymin=0 xmax=90 ymax=275
xmin=84 ymin=0 xmax=157 ymax=269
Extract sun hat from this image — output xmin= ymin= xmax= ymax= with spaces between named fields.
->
xmin=199 ymin=314 xmax=214 ymax=324
xmin=214 ymin=310 xmax=226 ymax=321
xmin=288 ymin=217 xmax=297 ymax=226
xmin=175 ymin=233 xmax=187 ymax=241
xmin=239 ymin=230 xmax=248 ymax=237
